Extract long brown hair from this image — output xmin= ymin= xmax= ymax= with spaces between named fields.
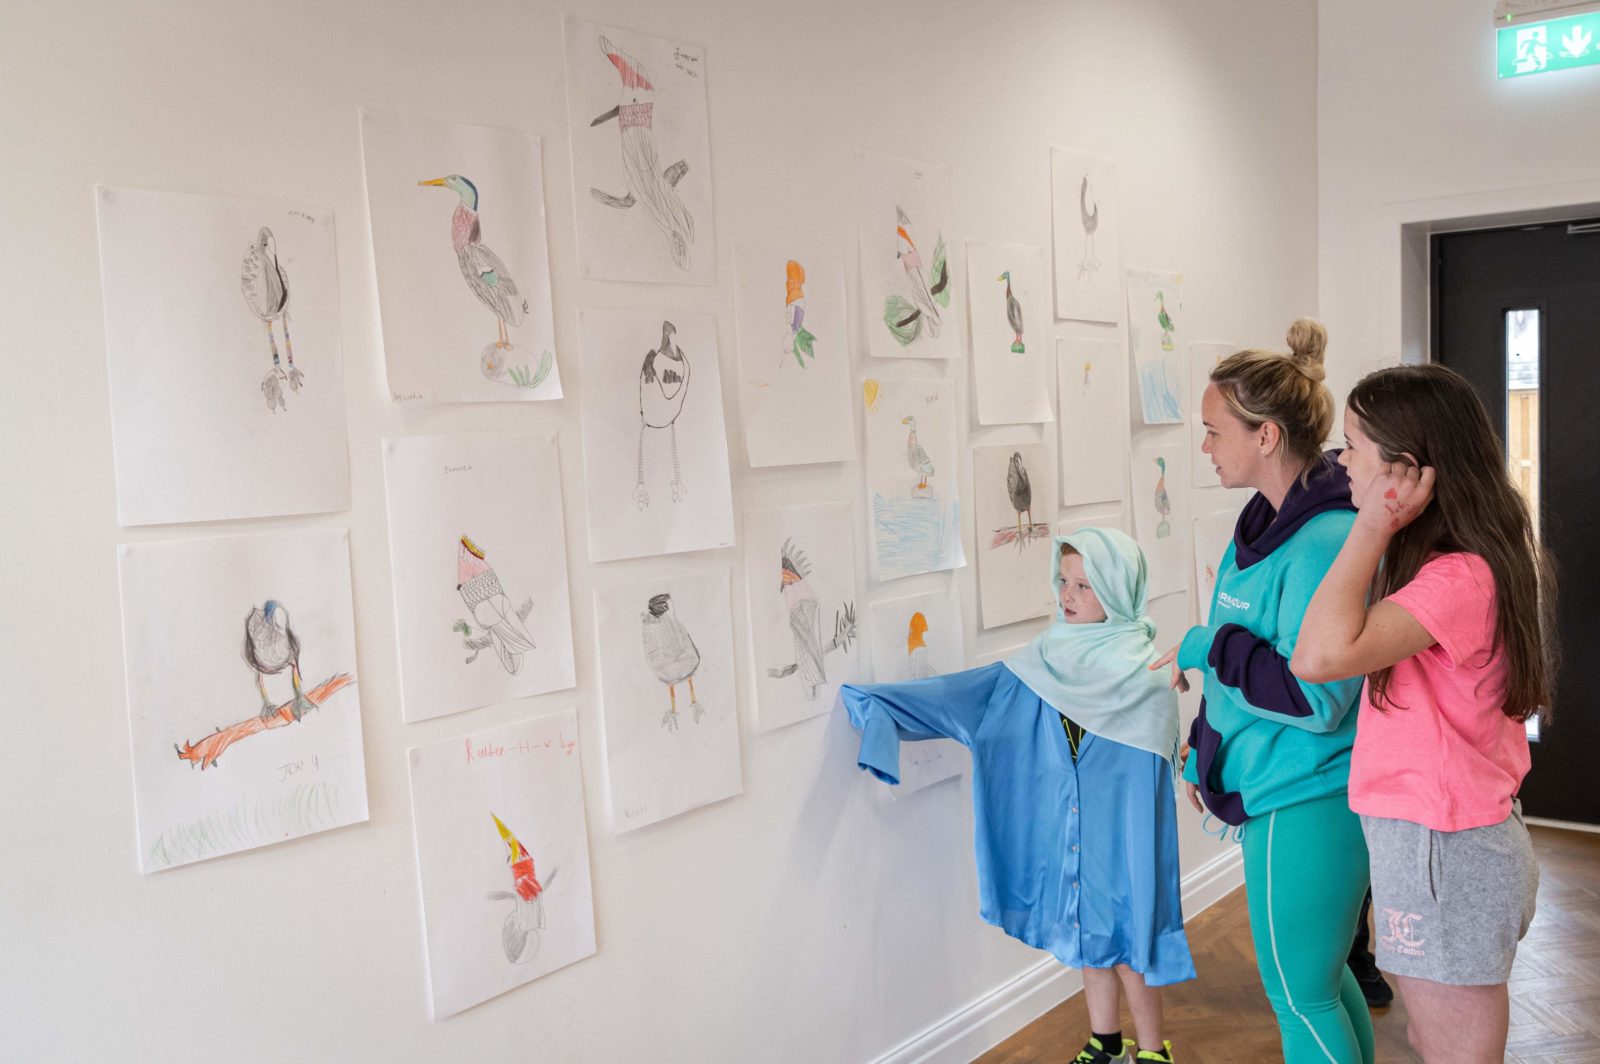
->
xmin=1211 ymin=318 xmax=1335 ymax=478
xmin=1347 ymin=364 xmax=1557 ymax=722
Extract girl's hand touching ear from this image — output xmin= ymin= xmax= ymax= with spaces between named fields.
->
xmin=1149 ymin=646 xmax=1190 ymax=693
xmin=1358 ymin=460 xmax=1436 ymax=538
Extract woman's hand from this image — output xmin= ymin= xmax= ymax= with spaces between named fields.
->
xmin=1357 ymin=460 xmax=1436 ymax=538
xmin=1178 ymin=742 xmax=1190 ymax=770
xmin=1149 ymin=645 xmax=1190 ymax=693
xmin=1184 ymin=780 xmax=1203 ymax=814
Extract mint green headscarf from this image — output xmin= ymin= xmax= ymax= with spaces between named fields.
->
xmin=1004 ymin=527 xmax=1180 ymax=766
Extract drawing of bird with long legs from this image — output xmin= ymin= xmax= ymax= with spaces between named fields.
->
xmin=636 ymin=319 xmax=691 ymax=510
xmin=765 ymin=538 xmax=857 ymax=700
xmin=485 ymin=813 xmax=559 ymax=966
xmin=641 ymin=592 xmax=704 ymax=731
xmin=243 ymin=600 xmax=317 ymax=721
xmin=418 ymin=174 xmax=551 ymax=388
xmin=589 ymin=35 xmax=695 ymax=271
xmin=1007 ymin=451 xmax=1034 ymax=537
xmin=453 ymin=535 xmax=535 ymax=675
xmin=779 ymin=259 xmax=818 ymax=370
xmin=1156 ymin=291 xmax=1175 ymax=352
xmin=1077 ymin=175 xmax=1101 ymax=281
xmin=1153 ymin=457 xmax=1173 ymax=538
xmin=999 ymin=270 xmax=1025 ymax=353
xmin=901 ymin=414 xmax=934 ymax=496
xmin=883 ymin=206 xmax=949 ymax=346
xmin=906 ymin=612 xmax=936 ymax=679
xmin=241 ymin=227 xmax=302 ymax=411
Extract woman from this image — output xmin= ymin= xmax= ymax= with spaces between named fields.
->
xmin=1153 ymin=319 xmax=1374 ymax=1063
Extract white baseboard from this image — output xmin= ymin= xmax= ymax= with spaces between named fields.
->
xmin=869 ymin=846 xmax=1247 ymax=1064
xmin=1524 ymin=815 xmax=1600 ymax=835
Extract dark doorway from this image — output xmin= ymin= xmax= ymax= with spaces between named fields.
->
xmin=1432 ymin=219 xmax=1600 ymax=826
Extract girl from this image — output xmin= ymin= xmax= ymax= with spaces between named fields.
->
xmin=1152 ymin=319 xmax=1374 ymax=1064
xmin=841 ymin=528 xmax=1191 ymax=1064
xmin=1292 ymin=364 xmax=1551 ymax=1063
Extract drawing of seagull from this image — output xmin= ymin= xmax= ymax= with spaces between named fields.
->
xmin=590 ymin=34 xmax=695 ymax=271
xmin=642 ymin=592 xmax=704 ymax=731
xmin=453 ymin=536 xmax=535 ymax=674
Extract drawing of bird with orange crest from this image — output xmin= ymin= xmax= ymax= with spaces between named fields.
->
xmin=486 ymin=813 xmax=557 ymax=965
xmin=780 ymin=259 xmax=818 ymax=369
xmin=907 ymin=611 xmax=936 ymax=680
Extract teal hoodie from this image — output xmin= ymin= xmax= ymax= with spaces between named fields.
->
xmin=1180 ymin=455 xmax=1363 ymax=822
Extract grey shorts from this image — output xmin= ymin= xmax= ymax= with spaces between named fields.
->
xmin=1360 ymin=800 xmax=1539 ymax=985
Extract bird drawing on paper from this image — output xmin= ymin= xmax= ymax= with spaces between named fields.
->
xmin=1156 ymin=291 xmax=1176 ymax=352
xmin=765 ymin=538 xmax=857 ymax=701
xmin=907 ymin=612 xmax=936 ymax=680
xmin=453 ymin=536 xmax=535 ymax=675
xmin=1153 ymin=456 xmax=1173 ymax=538
xmin=1078 ymin=174 xmax=1101 ymax=280
xmin=636 ymin=319 xmax=691 ymax=509
xmin=999 ymin=271 xmax=1025 ymax=353
xmin=642 ymin=593 xmax=704 ymax=731
xmin=243 ymin=600 xmax=317 ymax=722
xmin=241 ymin=227 xmax=302 ymax=412
xmin=780 ymin=259 xmax=818 ymax=370
xmin=883 ymin=206 xmax=950 ymax=346
xmin=485 ymin=813 xmax=558 ymax=965
xmin=1007 ymin=452 xmax=1034 ymax=536
xmin=902 ymin=414 xmax=934 ymax=494
xmin=418 ymin=173 xmax=549 ymax=387
xmin=590 ymin=34 xmax=695 ymax=270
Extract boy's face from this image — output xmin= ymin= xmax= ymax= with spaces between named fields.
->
xmin=1057 ymin=552 xmax=1107 ymax=624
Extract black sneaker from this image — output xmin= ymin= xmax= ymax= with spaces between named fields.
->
xmin=1072 ymin=1036 xmax=1130 ymax=1063
xmin=1351 ymin=960 xmax=1394 ymax=1007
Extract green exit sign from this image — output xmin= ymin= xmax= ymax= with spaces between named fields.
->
xmin=1498 ymin=11 xmax=1600 ymax=77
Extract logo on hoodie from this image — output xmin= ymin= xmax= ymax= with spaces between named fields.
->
xmin=1217 ymin=591 xmax=1252 ymax=612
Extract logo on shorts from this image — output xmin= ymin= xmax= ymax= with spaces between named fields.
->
xmin=1380 ymin=908 xmax=1427 ymax=957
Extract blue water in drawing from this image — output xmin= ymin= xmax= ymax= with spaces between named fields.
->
xmin=1138 ymin=358 xmax=1184 ymax=423
xmin=874 ymin=493 xmax=962 ymax=580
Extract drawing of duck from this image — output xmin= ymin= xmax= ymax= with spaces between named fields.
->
xmin=418 ymin=174 xmax=530 ymax=362
xmin=242 ymin=600 xmax=316 ymax=721
xmin=999 ymin=270 xmax=1024 ymax=353
xmin=902 ymin=414 xmax=934 ymax=494
xmin=641 ymin=592 xmax=704 ymax=731
xmin=1153 ymin=456 xmax=1172 ymax=538
xmin=636 ymin=319 xmax=691 ymax=509
xmin=589 ymin=35 xmax=694 ymax=270
xmin=907 ymin=612 xmax=936 ymax=679
xmin=241 ymin=227 xmax=302 ymax=411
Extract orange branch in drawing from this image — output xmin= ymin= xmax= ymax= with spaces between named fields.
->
xmin=174 ymin=673 xmax=355 ymax=770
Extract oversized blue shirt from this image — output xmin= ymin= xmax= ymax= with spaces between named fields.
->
xmin=840 ymin=662 xmax=1195 ymax=985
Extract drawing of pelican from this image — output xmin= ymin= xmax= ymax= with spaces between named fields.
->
xmin=241 ymin=227 xmax=302 ymax=411
xmin=589 ymin=35 xmax=694 ymax=271
xmin=485 ymin=813 xmax=558 ymax=965
xmin=242 ymin=600 xmax=316 ymax=722
xmin=902 ymin=414 xmax=934 ymax=494
xmin=1153 ymin=457 xmax=1173 ymax=538
xmin=636 ymin=319 xmax=691 ymax=509
xmin=999 ymin=270 xmax=1024 ymax=353
xmin=642 ymin=593 xmax=704 ymax=731
xmin=453 ymin=536 xmax=535 ymax=675
xmin=765 ymin=538 xmax=857 ymax=701
xmin=1077 ymin=175 xmax=1101 ymax=280
xmin=907 ymin=612 xmax=936 ymax=679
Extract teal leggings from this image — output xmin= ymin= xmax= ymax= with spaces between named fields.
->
xmin=1242 ymin=793 xmax=1374 ymax=1064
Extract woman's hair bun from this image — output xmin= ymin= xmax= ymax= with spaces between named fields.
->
xmin=1285 ymin=318 xmax=1327 ymax=382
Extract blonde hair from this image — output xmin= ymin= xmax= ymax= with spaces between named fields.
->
xmin=1209 ymin=318 xmax=1333 ymax=473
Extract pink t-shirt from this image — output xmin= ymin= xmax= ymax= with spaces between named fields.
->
xmin=1348 ymin=552 xmax=1532 ymax=832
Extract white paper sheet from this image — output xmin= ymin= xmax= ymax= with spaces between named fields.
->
xmin=407 ymin=708 xmax=596 ymax=1021
xmin=117 ymin=530 xmax=367 ymax=872
xmin=1189 ymin=341 xmax=1237 ymax=487
xmin=1193 ymin=509 xmax=1241 ymax=623
xmin=1131 ymin=438 xmax=1192 ymax=599
xmin=967 ymin=241 xmax=1053 ymax=425
xmin=96 ymin=186 xmax=350 ymax=526
xmin=733 ymin=244 xmax=855 ymax=466
xmin=858 ymin=151 xmax=960 ymax=360
xmin=743 ymin=503 xmax=864 ymax=732
xmin=593 ymin=569 xmax=742 ymax=831
xmin=1051 ymin=148 xmax=1122 ymax=324
xmin=1126 ymin=269 xmax=1185 ymax=425
xmin=863 ymin=377 xmax=966 ymax=581
xmin=577 ymin=309 xmax=735 ymax=562
xmin=868 ymin=585 xmax=966 ymax=793
xmin=564 ymin=18 xmax=716 ymax=285
xmin=360 ymin=109 xmax=561 ymax=403
xmin=1057 ymin=337 xmax=1129 ymax=507
xmin=973 ymin=442 xmax=1057 ymax=629
xmin=382 ymin=431 xmax=577 ymax=722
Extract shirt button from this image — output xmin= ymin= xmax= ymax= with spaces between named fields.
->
xmin=1071 ymin=844 xmax=1079 ymax=852
xmin=1071 ymin=805 xmax=1079 ymax=813
xmin=1074 ymin=921 xmax=1080 ymax=928
xmin=1073 ymin=881 xmax=1079 ymax=889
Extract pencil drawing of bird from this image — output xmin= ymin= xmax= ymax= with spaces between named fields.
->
xmin=1153 ymin=456 xmax=1173 ymax=538
xmin=642 ymin=592 xmax=704 ymax=731
xmin=765 ymin=538 xmax=857 ymax=700
xmin=242 ymin=600 xmax=316 ymax=721
xmin=902 ymin=414 xmax=934 ymax=493
xmin=453 ymin=536 xmax=535 ymax=675
xmin=1006 ymin=452 xmax=1033 ymax=536
xmin=241 ymin=227 xmax=302 ymax=412
xmin=1156 ymin=291 xmax=1175 ymax=352
xmin=891 ymin=206 xmax=944 ymax=338
xmin=907 ymin=612 xmax=936 ymax=679
xmin=1077 ymin=175 xmax=1101 ymax=280
xmin=418 ymin=175 xmax=530 ymax=358
xmin=485 ymin=813 xmax=557 ymax=965
xmin=589 ymin=34 xmax=695 ymax=270
xmin=636 ymin=319 xmax=691 ymax=509
xmin=999 ymin=271 xmax=1025 ymax=353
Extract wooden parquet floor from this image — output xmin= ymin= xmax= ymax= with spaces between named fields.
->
xmin=975 ymin=826 xmax=1600 ymax=1064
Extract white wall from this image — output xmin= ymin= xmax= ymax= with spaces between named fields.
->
xmin=0 ymin=1 xmax=1317 ymax=1060
xmin=1319 ymin=0 xmax=1600 ymax=403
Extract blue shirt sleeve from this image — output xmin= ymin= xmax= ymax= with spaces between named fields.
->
xmin=838 ymin=665 xmax=1002 ymax=785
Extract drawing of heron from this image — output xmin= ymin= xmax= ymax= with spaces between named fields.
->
xmin=636 ymin=319 xmax=691 ymax=509
xmin=241 ymin=227 xmax=302 ymax=411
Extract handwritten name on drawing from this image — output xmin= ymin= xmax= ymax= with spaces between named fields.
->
xmin=443 ymin=464 xmax=474 ymax=475
xmin=277 ymin=754 xmax=320 ymax=782
xmin=290 ymin=209 xmax=318 ymax=224
xmin=464 ymin=733 xmax=577 ymax=765
xmin=391 ymin=392 xmax=425 ymax=403
xmin=623 ymin=803 xmax=650 ymax=820
xmin=673 ymin=48 xmax=700 ymax=77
